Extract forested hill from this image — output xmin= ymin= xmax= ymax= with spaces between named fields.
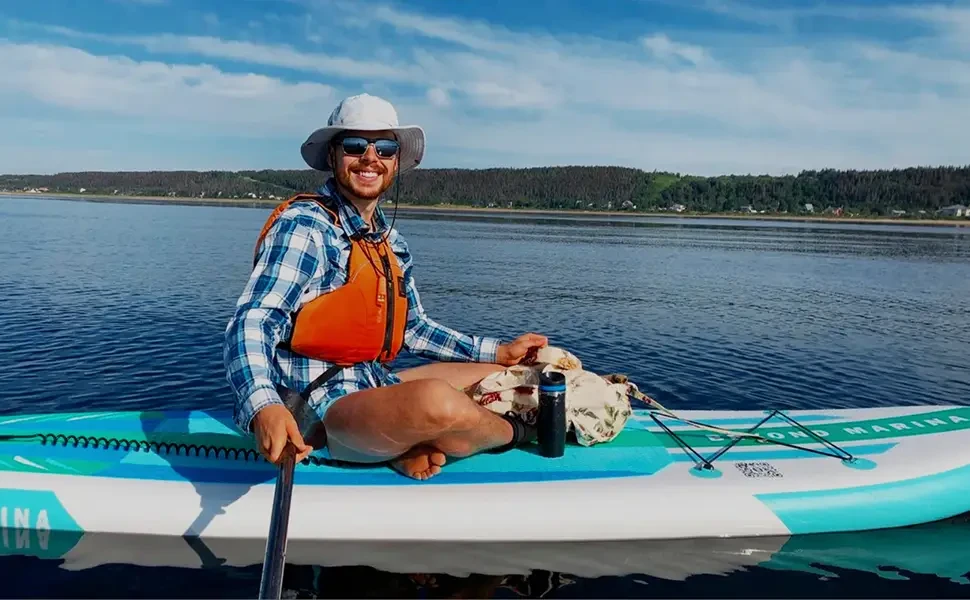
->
xmin=3 ymin=165 xmax=970 ymax=216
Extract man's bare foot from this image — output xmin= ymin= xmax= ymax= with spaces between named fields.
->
xmin=390 ymin=444 xmax=447 ymax=480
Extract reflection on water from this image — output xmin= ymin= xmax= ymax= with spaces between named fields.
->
xmin=2 ymin=514 xmax=969 ymax=598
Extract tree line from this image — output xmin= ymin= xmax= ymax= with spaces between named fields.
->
xmin=3 ymin=165 xmax=969 ymax=216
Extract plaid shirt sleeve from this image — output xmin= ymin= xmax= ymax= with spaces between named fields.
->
xmin=396 ymin=239 xmax=502 ymax=364
xmin=224 ymin=212 xmax=322 ymax=433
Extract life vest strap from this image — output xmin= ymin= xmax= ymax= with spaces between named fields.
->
xmin=300 ymin=364 xmax=345 ymax=401
xmin=253 ymin=193 xmax=339 ymax=266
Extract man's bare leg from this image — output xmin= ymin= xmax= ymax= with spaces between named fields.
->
xmin=394 ymin=362 xmax=506 ymax=390
xmin=381 ymin=362 xmax=508 ymax=478
xmin=322 ymin=376 xmax=526 ymax=480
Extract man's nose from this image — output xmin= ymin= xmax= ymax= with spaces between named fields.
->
xmin=360 ymin=142 xmax=379 ymax=162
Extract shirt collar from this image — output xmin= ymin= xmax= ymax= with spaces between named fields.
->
xmin=317 ymin=178 xmax=390 ymax=240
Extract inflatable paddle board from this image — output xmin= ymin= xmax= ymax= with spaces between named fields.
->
xmin=2 ymin=404 xmax=969 ymax=542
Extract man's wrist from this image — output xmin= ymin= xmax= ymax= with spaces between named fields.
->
xmin=235 ymin=386 xmax=284 ymax=433
xmin=476 ymin=336 xmax=503 ymax=364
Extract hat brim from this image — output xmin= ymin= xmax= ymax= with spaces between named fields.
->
xmin=301 ymin=125 xmax=425 ymax=173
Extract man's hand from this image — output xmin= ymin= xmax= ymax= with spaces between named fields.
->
xmin=496 ymin=332 xmax=548 ymax=366
xmin=251 ymin=403 xmax=312 ymax=465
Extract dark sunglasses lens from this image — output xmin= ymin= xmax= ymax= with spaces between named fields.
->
xmin=341 ymin=137 xmax=369 ymax=155
xmin=374 ymin=139 xmax=400 ymax=157
xmin=340 ymin=137 xmax=400 ymax=158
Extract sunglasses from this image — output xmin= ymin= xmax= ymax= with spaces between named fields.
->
xmin=337 ymin=136 xmax=400 ymax=159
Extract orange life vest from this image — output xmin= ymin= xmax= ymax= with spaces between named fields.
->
xmin=253 ymin=193 xmax=408 ymax=366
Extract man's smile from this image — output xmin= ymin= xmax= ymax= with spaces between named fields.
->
xmin=352 ymin=169 xmax=383 ymax=184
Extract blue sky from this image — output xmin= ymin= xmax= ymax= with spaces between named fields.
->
xmin=1 ymin=0 xmax=969 ymax=175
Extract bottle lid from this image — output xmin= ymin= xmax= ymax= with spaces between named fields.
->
xmin=538 ymin=370 xmax=566 ymax=391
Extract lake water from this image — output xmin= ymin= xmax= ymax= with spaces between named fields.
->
xmin=1 ymin=195 xmax=969 ymax=598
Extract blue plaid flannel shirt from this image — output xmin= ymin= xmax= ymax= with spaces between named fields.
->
xmin=224 ymin=178 xmax=502 ymax=434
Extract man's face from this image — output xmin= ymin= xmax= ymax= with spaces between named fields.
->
xmin=331 ymin=129 xmax=399 ymax=201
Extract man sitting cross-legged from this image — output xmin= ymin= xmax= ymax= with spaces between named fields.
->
xmin=223 ymin=93 xmax=547 ymax=480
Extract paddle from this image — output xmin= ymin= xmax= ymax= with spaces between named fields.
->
xmin=258 ymin=443 xmax=296 ymax=599
xmin=257 ymin=386 xmax=326 ymax=600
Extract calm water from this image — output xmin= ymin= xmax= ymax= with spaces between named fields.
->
xmin=1 ymin=194 xmax=969 ymax=598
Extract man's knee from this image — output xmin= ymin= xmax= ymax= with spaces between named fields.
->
xmin=407 ymin=378 xmax=478 ymax=431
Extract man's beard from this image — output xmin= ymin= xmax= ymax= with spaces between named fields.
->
xmin=336 ymin=163 xmax=395 ymax=200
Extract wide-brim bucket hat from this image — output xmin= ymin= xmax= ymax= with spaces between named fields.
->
xmin=301 ymin=93 xmax=425 ymax=173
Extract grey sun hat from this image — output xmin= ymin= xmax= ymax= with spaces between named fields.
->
xmin=301 ymin=93 xmax=425 ymax=173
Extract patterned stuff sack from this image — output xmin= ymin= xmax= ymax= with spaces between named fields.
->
xmin=466 ymin=346 xmax=636 ymax=446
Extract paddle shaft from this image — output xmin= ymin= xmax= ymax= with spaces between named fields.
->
xmin=254 ymin=381 xmax=333 ymax=598
xmin=258 ymin=447 xmax=296 ymax=599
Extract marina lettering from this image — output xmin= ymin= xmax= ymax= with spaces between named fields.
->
xmin=840 ymin=414 xmax=969 ymax=436
xmin=702 ymin=412 xmax=969 ymax=444
xmin=706 ymin=428 xmax=829 ymax=442
xmin=0 ymin=505 xmax=51 ymax=551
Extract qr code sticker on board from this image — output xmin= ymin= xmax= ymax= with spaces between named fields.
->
xmin=735 ymin=461 xmax=783 ymax=478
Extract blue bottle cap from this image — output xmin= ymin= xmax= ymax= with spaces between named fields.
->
xmin=538 ymin=371 xmax=566 ymax=393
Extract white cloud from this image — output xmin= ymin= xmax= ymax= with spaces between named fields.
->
xmin=202 ymin=13 xmax=220 ymax=29
xmin=318 ymin=0 xmax=535 ymax=56
xmin=0 ymin=42 xmax=335 ymax=134
xmin=426 ymin=87 xmax=450 ymax=107
xmin=889 ymin=3 xmax=970 ymax=52
xmin=25 ymin=24 xmax=419 ymax=83
xmin=641 ymin=33 xmax=709 ymax=65
xmin=683 ymin=0 xmax=911 ymax=34
xmin=109 ymin=0 xmax=168 ymax=5
xmin=398 ymin=97 xmax=909 ymax=176
xmin=3 ymin=1 xmax=970 ymax=174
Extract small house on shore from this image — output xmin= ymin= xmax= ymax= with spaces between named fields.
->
xmin=937 ymin=205 xmax=968 ymax=217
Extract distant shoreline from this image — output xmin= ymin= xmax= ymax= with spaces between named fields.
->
xmin=3 ymin=190 xmax=969 ymax=228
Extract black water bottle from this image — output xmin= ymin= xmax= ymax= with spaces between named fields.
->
xmin=537 ymin=371 xmax=567 ymax=458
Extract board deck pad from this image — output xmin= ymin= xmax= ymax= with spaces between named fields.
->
xmin=2 ymin=406 xmax=970 ymax=485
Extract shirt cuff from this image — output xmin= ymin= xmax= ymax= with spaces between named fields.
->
xmin=234 ymin=385 xmax=283 ymax=434
xmin=474 ymin=336 xmax=502 ymax=364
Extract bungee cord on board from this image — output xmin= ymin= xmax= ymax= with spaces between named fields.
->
xmin=622 ymin=379 xmax=857 ymax=471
